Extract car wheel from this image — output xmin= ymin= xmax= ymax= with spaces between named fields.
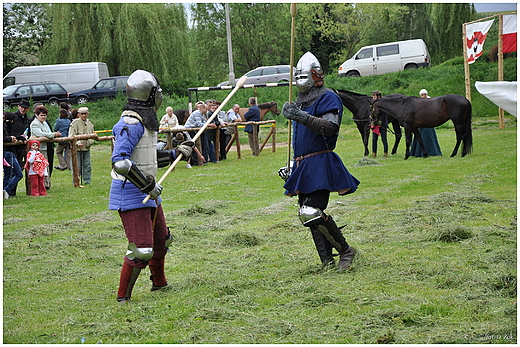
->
xmin=48 ymin=98 xmax=59 ymax=107
xmin=347 ymin=71 xmax=360 ymax=77
xmin=404 ymin=64 xmax=418 ymax=70
xmin=76 ymin=96 xmax=89 ymax=104
xmin=3 ymin=102 xmax=10 ymax=111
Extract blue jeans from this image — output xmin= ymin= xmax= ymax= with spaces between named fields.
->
xmin=3 ymin=151 xmax=23 ymax=196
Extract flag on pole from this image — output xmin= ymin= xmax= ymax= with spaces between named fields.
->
xmin=503 ymin=14 xmax=517 ymax=53
xmin=466 ymin=19 xmax=494 ymax=64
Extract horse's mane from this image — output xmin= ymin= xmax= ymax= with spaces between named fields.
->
xmin=335 ymin=89 xmax=369 ymax=98
xmin=258 ymin=101 xmax=276 ymax=109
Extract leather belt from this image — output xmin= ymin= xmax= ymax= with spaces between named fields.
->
xmin=294 ymin=150 xmax=332 ymax=166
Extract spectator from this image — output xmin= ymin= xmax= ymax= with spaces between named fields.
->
xmin=206 ymin=102 xmax=226 ymax=162
xmin=25 ymin=139 xmax=49 ymax=196
xmin=370 ymin=90 xmax=389 ymax=158
xmin=222 ymin=104 xmax=242 ymax=157
xmin=30 ymin=105 xmax=61 ymax=190
xmin=54 ymin=108 xmax=72 ymax=170
xmin=3 ymin=112 xmax=23 ymax=198
xmin=69 ymin=107 xmax=95 ymax=186
xmin=184 ymin=103 xmax=214 ymax=165
xmin=8 ymin=100 xmax=31 ymax=195
xmin=410 ymin=89 xmax=442 ymax=157
xmin=71 ymin=108 xmax=79 ymax=120
xmin=160 ymin=106 xmax=179 ymax=149
xmin=60 ymin=102 xmax=72 ymax=120
xmin=243 ymin=97 xmax=260 ymax=156
xmin=171 ymin=131 xmax=205 ymax=168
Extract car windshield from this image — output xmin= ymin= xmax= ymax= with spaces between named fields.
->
xmin=3 ymin=85 xmax=18 ymax=95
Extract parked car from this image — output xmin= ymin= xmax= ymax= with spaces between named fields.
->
xmin=218 ymin=65 xmax=294 ymax=86
xmin=3 ymin=82 xmax=69 ymax=110
xmin=68 ymin=76 xmax=129 ymax=104
xmin=338 ymin=39 xmax=430 ymax=77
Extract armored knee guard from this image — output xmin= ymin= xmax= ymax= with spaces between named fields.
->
xmin=126 ymin=243 xmax=154 ymax=262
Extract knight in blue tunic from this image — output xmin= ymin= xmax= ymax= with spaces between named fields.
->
xmin=281 ymin=52 xmax=360 ymax=270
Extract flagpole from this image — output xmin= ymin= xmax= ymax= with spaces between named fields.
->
xmin=463 ymin=22 xmax=471 ymax=102
xmin=498 ymin=14 xmax=505 ymax=129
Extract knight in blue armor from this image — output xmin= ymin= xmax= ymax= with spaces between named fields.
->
xmin=109 ymin=70 xmax=193 ymax=302
xmin=281 ymin=52 xmax=360 ymax=270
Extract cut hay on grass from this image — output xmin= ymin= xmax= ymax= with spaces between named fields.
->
xmin=3 ymin=122 xmax=516 ymax=344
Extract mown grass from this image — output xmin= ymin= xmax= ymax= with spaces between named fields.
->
xmin=3 ymin=115 xmax=516 ymax=344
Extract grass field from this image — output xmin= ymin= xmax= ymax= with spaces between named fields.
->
xmin=3 ymin=115 xmax=517 ymax=344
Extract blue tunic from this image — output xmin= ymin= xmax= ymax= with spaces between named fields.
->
xmin=284 ymin=91 xmax=360 ymax=196
xmin=108 ymin=117 xmax=162 ymax=211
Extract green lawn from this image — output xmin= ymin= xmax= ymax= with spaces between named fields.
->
xmin=3 ymin=118 xmax=517 ymax=344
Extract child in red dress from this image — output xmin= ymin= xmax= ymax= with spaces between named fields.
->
xmin=25 ymin=140 xmax=49 ymax=196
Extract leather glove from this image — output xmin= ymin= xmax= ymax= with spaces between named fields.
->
xmin=140 ymin=175 xmax=163 ymax=200
xmin=282 ymin=102 xmax=309 ymax=124
xmin=175 ymin=140 xmax=194 ymax=161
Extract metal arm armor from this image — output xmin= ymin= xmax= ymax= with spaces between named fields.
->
xmin=113 ymin=159 xmax=153 ymax=191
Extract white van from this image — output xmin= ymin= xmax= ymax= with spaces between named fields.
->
xmin=338 ymin=39 xmax=430 ymax=77
xmin=3 ymin=62 xmax=109 ymax=93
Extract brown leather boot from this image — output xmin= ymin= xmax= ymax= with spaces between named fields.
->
xmin=117 ymin=262 xmax=141 ymax=303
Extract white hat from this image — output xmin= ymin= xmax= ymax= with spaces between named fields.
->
xmin=419 ymin=89 xmax=428 ymax=95
xmin=78 ymin=107 xmax=89 ymax=114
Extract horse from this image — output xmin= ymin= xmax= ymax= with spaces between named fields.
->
xmin=173 ymin=109 xmax=190 ymax=125
xmin=370 ymin=94 xmax=472 ymax=159
xmin=238 ymin=101 xmax=280 ymax=121
xmin=336 ymin=90 xmax=403 ymax=156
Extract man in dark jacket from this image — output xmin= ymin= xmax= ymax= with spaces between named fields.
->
xmin=243 ymin=97 xmax=260 ymax=156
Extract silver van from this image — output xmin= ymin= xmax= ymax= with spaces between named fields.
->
xmin=3 ymin=62 xmax=109 ymax=93
xmin=338 ymin=39 xmax=430 ymax=77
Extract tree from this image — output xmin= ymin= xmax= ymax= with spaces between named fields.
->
xmin=40 ymin=3 xmax=190 ymax=87
xmin=3 ymin=3 xmax=51 ymax=75
xmin=189 ymin=3 xmax=291 ymax=85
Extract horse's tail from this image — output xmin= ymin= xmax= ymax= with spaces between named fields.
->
xmin=463 ymin=100 xmax=473 ymax=155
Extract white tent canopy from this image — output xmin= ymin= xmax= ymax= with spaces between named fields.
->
xmin=475 ymin=81 xmax=517 ymax=117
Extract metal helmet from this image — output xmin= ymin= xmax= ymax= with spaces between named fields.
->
xmin=126 ymin=69 xmax=163 ymax=111
xmin=295 ymin=52 xmax=324 ymax=93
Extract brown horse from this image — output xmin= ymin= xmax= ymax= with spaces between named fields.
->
xmin=173 ymin=109 xmax=191 ymax=125
xmin=371 ymin=94 xmax=473 ymax=159
xmin=336 ymin=90 xmax=404 ymax=156
xmin=238 ymin=101 xmax=280 ymax=121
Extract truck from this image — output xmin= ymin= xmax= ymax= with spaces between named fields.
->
xmin=338 ymin=39 xmax=430 ymax=77
xmin=3 ymin=62 xmax=109 ymax=93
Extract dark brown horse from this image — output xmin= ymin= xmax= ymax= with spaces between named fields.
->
xmin=336 ymin=90 xmax=403 ymax=156
xmin=173 ymin=109 xmax=191 ymax=125
xmin=239 ymin=101 xmax=280 ymax=121
xmin=371 ymin=94 xmax=472 ymax=159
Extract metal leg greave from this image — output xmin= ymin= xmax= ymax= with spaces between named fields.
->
xmin=309 ymin=225 xmax=334 ymax=266
xmin=117 ymin=262 xmax=142 ymax=302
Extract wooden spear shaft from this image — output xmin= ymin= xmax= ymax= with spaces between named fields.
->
xmin=287 ymin=3 xmax=297 ymax=170
xmin=142 ymin=75 xmax=248 ymax=204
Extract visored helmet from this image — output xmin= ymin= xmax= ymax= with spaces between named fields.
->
xmin=126 ymin=69 xmax=163 ymax=111
xmin=295 ymin=52 xmax=324 ymax=93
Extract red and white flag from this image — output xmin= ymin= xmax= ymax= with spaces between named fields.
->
xmin=503 ymin=14 xmax=517 ymax=54
xmin=466 ymin=19 xmax=494 ymax=64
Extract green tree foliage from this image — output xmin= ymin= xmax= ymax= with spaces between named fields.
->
xmin=189 ymin=3 xmax=291 ymax=85
xmin=40 ymin=3 xmax=190 ymax=89
xmin=3 ymin=3 xmax=51 ymax=75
